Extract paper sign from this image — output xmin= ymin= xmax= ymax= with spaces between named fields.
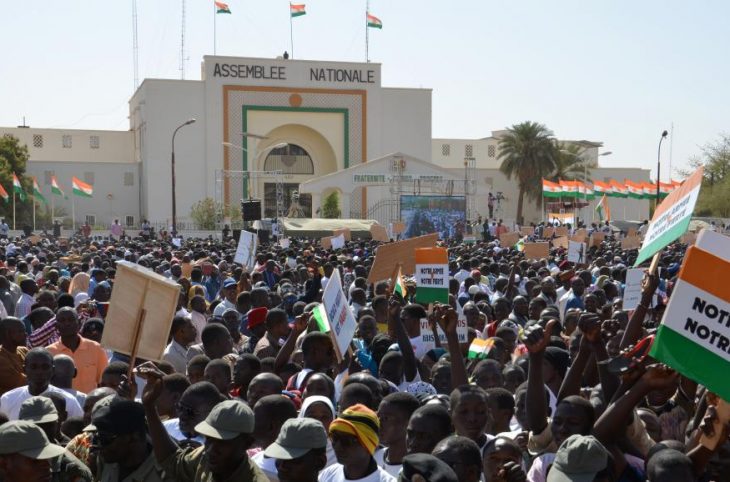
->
xmin=172 ymin=238 xmax=182 ymax=248
xmin=279 ymin=237 xmax=290 ymax=249
xmin=649 ymin=237 xmax=730 ymax=401
xmin=101 ymin=261 xmax=179 ymax=361
xmin=621 ymin=236 xmax=641 ymax=250
xmin=333 ymin=228 xmax=351 ymax=242
xmin=331 ymin=234 xmax=345 ymax=250
xmin=320 ymin=269 xmax=358 ymax=362
xmin=234 ymin=230 xmax=258 ymax=268
xmin=622 ymin=268 xmax=645 ymax=311
xmin=523 ymin=242 xmax=550 ymax=260
xmin=553 ymin=236 xmax=569 ymax=249
xmin=635 ymin=167 xmax=704 ymax=266
xmin=567 ymin=241 xmax=586 ymax=264
xmin=370 ymin=224 xmax=389 ymax=242
xmin=367 ymin=233 xmax=439 ymax=283
xmin=499 ymin=232 xmax=520 ymax=247
xmin=415 ymin=247 xmax=449 ymax=304
xmin=420 ymin=318 xmax=468 ymax=347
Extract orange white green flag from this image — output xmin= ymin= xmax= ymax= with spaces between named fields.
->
xmin=72 ymin=176 xmax=93 ymax=198
xmin=12 ymin=173 xmax=25 ymax=201
xmin=51 ymin=176 xmax=64 ymax=196
xmin=415 ymin=247 xmax=449 ymax=303
xmin=290 ymin=3 xmax=305 ymax=17
xmin=393 ymin=265 xmax=407 ymax=298
xmin=542 ymin=179 xmax=562 ymax=198
xmin=634 ymin=167 xmax=703 ymax=267
xmin=367 ymin=13 xmax=382 ymax=29
xmin=0 ymin=183 xmax=8 ymax=203
xmin=32 ymin=178 xmax=48 ymax=205
xmin=595 ymin=194 xmax=611 ymax=222
xmin=215 ymin=2 xmax=231 ymax=14
xmin=468 ymin=338 xmax=495 ymax=360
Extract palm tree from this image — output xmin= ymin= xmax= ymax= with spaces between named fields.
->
xmin=498 ymin=121 xmax=556 ymax=224
xmin=551 ymin=143 xmax=591 ymax=183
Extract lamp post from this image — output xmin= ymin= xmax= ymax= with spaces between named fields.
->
xmin=657 ymin=130 xmax=669 ymax=202
xmin=171 ymin=118 xmax=196 ymax=235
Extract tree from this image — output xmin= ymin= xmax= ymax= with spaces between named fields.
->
xmin=550 ymin=143 xmax=591 ymax=183
xmin=680 ymin=134 xmax=730 ymax=217
xmin=189 ymin=198 xmax=220 ymax=230
xmin=322 ymin=191 xmax=341 ymax=219
xmin=498 ymin=122 xmax=556 ymax=224
xmin=0 ymin=134 xmax=34 ymax=226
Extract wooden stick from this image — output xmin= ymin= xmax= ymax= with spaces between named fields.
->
xmin=128 ymin=308 xmax=147 ymax=379
xmin=648 ymin=252 xmax=661 ymax=275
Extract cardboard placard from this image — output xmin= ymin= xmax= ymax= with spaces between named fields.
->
xmin=333 ymin=228 xmax=351 ymax=242
xmin=234 ymin=230 xmax=258 ymax=269
xmin=370 ymin=224 xmax=389 ymax=242
xmin=499 ymin=232 xmax=520 ymax=248
xmin=621 ymin=236 xmax=641 ymax=250
xmin=555 ymin=226 xmax=569 ymax=237
xmin=101 ymin=261 xmax=179 ymax=362
xmin=574 ymin=229 xmax=587 ymax=239
xmin=28 ymin=235 xmax=42 ymax=245
xmin=392 ymin=222 xmax=405 ymax=234
xmin=367 ymin=233 xmax=439 ymax=283
xmin=543 ymin=227 xmax=555 ymax=239
xmin=681 ymin=232 xmax=697 ymax=245
xmin=181 ymin=262 xmax=192 ymax=279
xmin=523 ymin=242 xmax=550 ymax=260
xmin=321 ymin=236 xmax=332 ymax=249
xmin=553 ymin=236 xmax=569 ymax=249
xmin=590 ymin=232 xmax=605 ymax=247
xmin=627 ymin=227 xmax=637 ymax=237
xmin=521 ymin=227 xmax=534 ymax=236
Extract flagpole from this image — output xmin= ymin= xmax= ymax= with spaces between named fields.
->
xmin=365 ymin=0 xmax=369 ymax=63
xmin=72 ymin=195 xmax=76 ymax=233
xmin=32 ymin=197 xmax=35 ymax=232
xmin=12 ymin=192 xmax=15 ymax=231
xmin=289 ymin=2 xmax=294 ymax=59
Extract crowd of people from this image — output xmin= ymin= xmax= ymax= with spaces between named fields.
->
xmin=0 ymin=222 xmax=725 ymax=482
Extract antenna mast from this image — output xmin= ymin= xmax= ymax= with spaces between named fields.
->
xmin=132 ymin=0 xmax=139 ymax=90
xmin=179 ymin=0 xmax=186 ymax=79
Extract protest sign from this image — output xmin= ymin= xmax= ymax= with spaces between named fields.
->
xmin=622 ymin=268 xmax=645 ymax=311
xmin=172 ymin=238 xmax=182 ymax=248
xmin=590 ymin=232 xmax=605 ymax=247
xmin=499 ymin=232 xmax=520 ymax=247
xmin=279 ymin=237 xmax=290 ymax=249
xmin=101 ymin=261 xmax=179 ymax=362
xmin=543 ymin=227 xmax=555 ymax=239
xmin=650 ymin=229 xmax=730 ymax=401
xmin=463 ymin=235 xmax=477 ymax=244
xmin=318 ymin=269 xmax=357 ymax=361
xmin=333 ymin=228 xmax=351 ymax=242
xmin=420 ymin=318 xmax=468 ymax=347
xmin=555 ymin=226 xmax=569 ymax=237
xmin=567 ymin=241 xmax=586 ymax=264
xmin=321 ymin=236 xmax=332 ymax=249
xmin=367 ymin=233 xmax=438 ymax=283
xmin=523 ymin=242 xmax=549 ymax=261
xmin=415 ymin=247 xmax=449 ymax=304
xmin=521 ymin=227 xmax=534 ymax=236
xmin=553 ymin=236 xmax=569 ymax=249
xmin=331 ymin=234 xmax=345 ymax=250
xmin=370 ymin=224 xmax=389 ymax=242
xmin=634 ymin=167 xmax=704 ymax=266
xmin=681 ymin=232 xmax=697 ymax=245
xmin=627 ymin=227 xmax=637 ymax=237
xmin=392 ymin=222 xmax=405 ymax=235
xmin=234 ymin=230 xmax=258 ymax=268
xmin=621 ymin=236 xmax=641 ymax=250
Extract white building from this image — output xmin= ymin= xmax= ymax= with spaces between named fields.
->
xmin=0 ymin=54 xmax=651 ymax=230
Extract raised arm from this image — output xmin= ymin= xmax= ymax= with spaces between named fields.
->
xmin=274 ymin=313 xmax=309 ymax=372
xmin=620 ymin=272 xmax=659 ymax=349
xmin=139 ymin=364 xmax=180 ymax=463
xmin=524 ymin=319 xmax=557 ymax=433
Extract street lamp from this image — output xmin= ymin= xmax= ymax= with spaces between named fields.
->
xmin=171 ymin=118 xmax=196 ymax=235
xmin=657 ymin=130 xmax=669 ymax=201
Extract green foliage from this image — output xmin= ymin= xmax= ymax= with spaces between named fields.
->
xmin=0 ymin=134 xmax=34 ymax=225
xmin=683 ymin=134 xmax=730 ymax=218
xmin=322 ymin=191 xmax=341 ymax=219
xmin=551 ymin=143 xmax=591 ymax=183
xmin=498 ymin=121 xmax=557 ymax=223
xmin=189 ymin=198 xmax=221 ymax=230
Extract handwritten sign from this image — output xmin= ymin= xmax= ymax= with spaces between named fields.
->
xmin=321 ymin=269 xmax=358 ymax=362
xmin=499 ymin=232 xmax=520 ymax=247
xmin=553 ymin=236 xmax=569 ymax=249
xmin=523 ymin=242 xmax=550 ymax=260
xmin=367 ymin=233 xmax=439 ymax=283
xmin=621 ymin=236 xmax=641 ymax=250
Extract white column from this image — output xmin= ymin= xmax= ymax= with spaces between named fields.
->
xmin=340 ymin=192 xmax=351 ymax=219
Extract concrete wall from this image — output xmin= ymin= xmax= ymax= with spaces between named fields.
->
xmin=380 ymin=88 xmax=432 ymax=163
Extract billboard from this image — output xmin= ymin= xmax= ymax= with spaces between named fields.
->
xmin=400 ymin=195 xmax=466 ymax=239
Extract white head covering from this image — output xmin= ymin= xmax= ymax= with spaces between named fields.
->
xmin=298 ymin=395 xmax=335 ymax=420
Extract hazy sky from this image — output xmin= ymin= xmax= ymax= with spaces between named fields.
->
xmin=2 ymin=0 xmax=728 ymax=179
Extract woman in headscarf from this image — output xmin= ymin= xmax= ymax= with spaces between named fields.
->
xmin=68 ymin=272 xmax=90 ymax=297
xmin=299 ymin=395 xmax=337 ymax=466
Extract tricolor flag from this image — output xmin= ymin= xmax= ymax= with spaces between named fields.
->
xmin=608 ymin=179 xmax=628 ymax=198
xmin=367 ymin=13 xmax=382 ymax=29
xmin=290 ymin=3 xmax=306 ymax=17
xmin=12 ymin=173 xmax=25 ymax=201
xmin=595 ymin=194 xmax=611 ymax=222
xmin=0 ymin=183 xmax=8 ymax=203
xmin=312 ymin=303 xmax=330 ymax=332
xmin=542 ymin=179 xmax=562 ymax=198
xmin=467 ymin=338 xmax=495 ymax=360
xmin=592 ymin=180 xmax=611 ymax=195
xmin=659 ymin=182 xmax=675 ymax=198
xmin=582 ymin=182 xmax=595 ymax=200
xmin=640 ymin=181 xmax=655 ymax=199
xmin=559 ymin=180 xmax=579 ymax=198
xmin=625 ymin=179 xmax=644 ymax=199
xmin=72 ymin=176 xmax=93 ymax=198
xmin=32 ymin=177 xmax=48 ymax=205
xmin=393 ymin=265 xmax=407 ymax=298
xmin=51 ymin=176 xmax=64 ymax=196
xmin=414 ymin=247 xmax=449 ymax=304
xmin=215 ymin=1 xmax=231 ymax=14
xmin=515 ymin=237 xmax=525 ymax=252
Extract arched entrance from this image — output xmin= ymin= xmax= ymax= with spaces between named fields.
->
xmin=263 ymin=144 xmax=314 ymax=217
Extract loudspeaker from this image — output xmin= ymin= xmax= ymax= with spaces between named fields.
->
xmin=257 ymin=230 xmax=270 ymax=244
xmin=241 ymin=200 xmax=262 ymax=221
xmin=232 ymin=229 xmax=241 ymax=241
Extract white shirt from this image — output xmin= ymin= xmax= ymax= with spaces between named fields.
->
xmin=213 ymin=299 xmax=236 ymax=317
xmin=453 ymin=269 xmax=470 ymax=284
xmin=163 ymin=418 xmax=205 ymax=445
xmin=0 ymin=384 xmax=83 ymax=420
xmin=252 ymin=451 xmax=279 ymax=482
xmin=373 ymin=449 xmax=402 ymax=478
xmin=318 ymin=464 xmax=396 ymax=482
xmin=162 ymin=340 xmax=189 ymax=373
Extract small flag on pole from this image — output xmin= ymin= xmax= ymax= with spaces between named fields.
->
xmin=367 ymin=13 xmax=382 ymax=29
xmin=467 ymin=338 xmax=495 ymax=360
xmin=0 ymin=183 xmax=8 ymax=203
xmin=12 ymin=173 xmax=25 ymax=201
xmin=72 ymin=176 xmax=93 ymax=198
xmin=393 ymin=265 xmax=407 ymax=298
xmin=32 ymin=178 xmax=48 ymax=205
xmin=215 ymin=1 xmax=231 ymax=14
xmin=51 ymin=176 xmax=64 ymax=196
xmin=290 ymin=3 xmax=306 ymax=17
xmin=595 ymin=194 xmax=611 ymax=222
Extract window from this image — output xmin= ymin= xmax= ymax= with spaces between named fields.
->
xmin=33 ymin=134 xmax=43 ymax=148
xmin=441 ymin=144 xmax=450 ymax=156
xmin=84 ymin=172 xmax=95 ymax=184
xmin=488 ymin=145 xmax=496 ymax=158
xmin=124 ymin=172 xmax=134 ymax=186
xmin=85 ymin=215 xmax=96 ymax=226
xmin=263 ymin=144 xmax=314 ymax=175
xmin=465 ymin=144 xmax=473 ymax=157
xmin=62 ymin=135 xmax=72 ymax=148
xmin=90 ymin=135 xmax=100 ymax=149
xmin=44 ymin=170 xmax=55 ymax=185
xmin=125 ymin=215 xmax=135 ymax=227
